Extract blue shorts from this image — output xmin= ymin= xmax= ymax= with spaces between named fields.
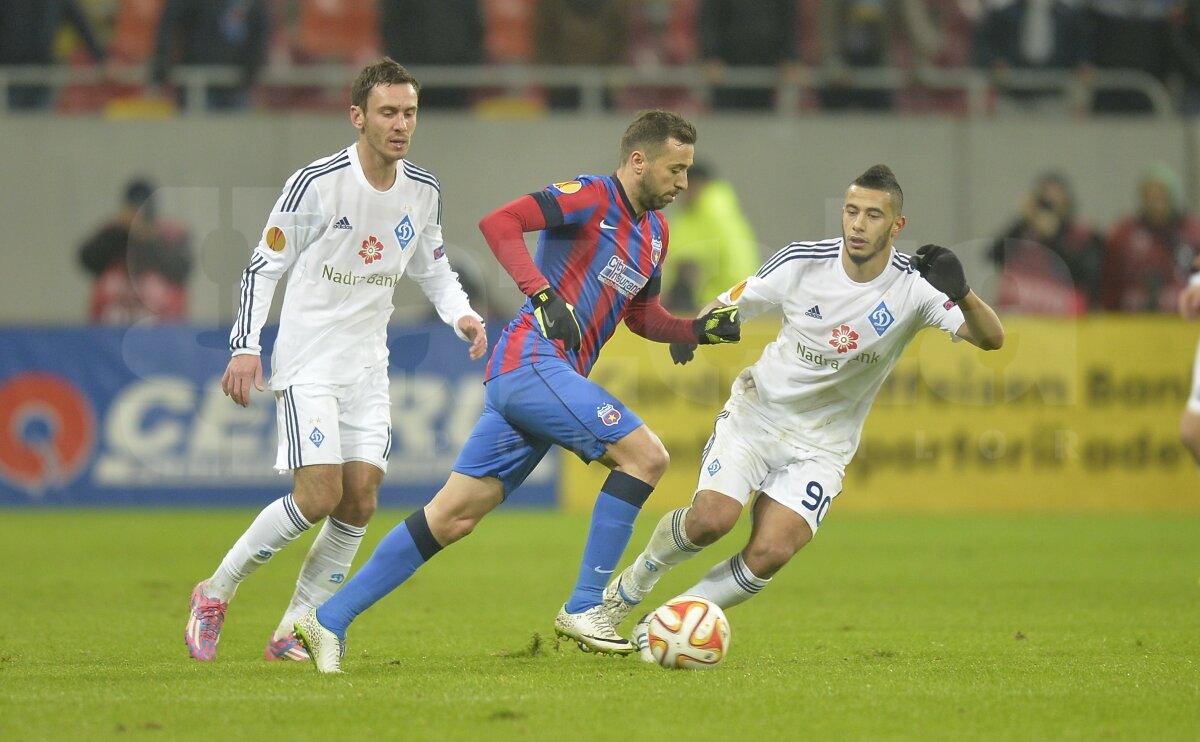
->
xmin=452 ymin=359 xmax=643 ymax=497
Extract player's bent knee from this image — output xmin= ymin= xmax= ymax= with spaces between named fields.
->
xmin=632 ymin=427 xmax=670 ymax=480
xmin=742 ymin=541 xmax=797 ymax=578
xmin=686 ymin=508 xmax=737 ymax=546
xmin=335 ymin=491 xmax=377 ymax=525
xmin=643 ymin=440 xmax=670 ymax=482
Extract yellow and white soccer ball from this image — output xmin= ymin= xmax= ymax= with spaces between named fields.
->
xmin=645 ymin=595 xmax=731 ymax=670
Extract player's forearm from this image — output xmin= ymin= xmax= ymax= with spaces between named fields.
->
xmin=478 ymin=196 xmax=550 ymax=296
xmin=955 ymin=291 xmax=1005 ymax=351
xmin=624 ymin=296 xmax=697 ymax=343
xmin=411 ymin=263 xmax=479 ymax=330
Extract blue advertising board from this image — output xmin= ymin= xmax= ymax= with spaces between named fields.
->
xmin=0 ymin=325 xmax=556 ymax=507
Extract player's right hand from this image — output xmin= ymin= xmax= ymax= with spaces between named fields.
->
xmin=221 ymin=354 xmax=265 ymax=408
xmin=531 ymin=286 xmax=582 ymax=352
xmin=693 ymin=305 xmax=740 ymax=344
xmin=669 ymin=342 xmax=697 ymax=365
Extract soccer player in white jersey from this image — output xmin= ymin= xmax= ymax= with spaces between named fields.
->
xmin=1179 ymin=275 xmax=1200 ymax=466
xmin=184 ymin=58 xmax=487 ymax=662
xmin=599 ymin=165 xmax=1006 ymax=656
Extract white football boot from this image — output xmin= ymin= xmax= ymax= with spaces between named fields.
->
xmin=293 ymin=609 xmax=345 ymax=674
xmin=554 ymin=604 xmax=635 ymax=655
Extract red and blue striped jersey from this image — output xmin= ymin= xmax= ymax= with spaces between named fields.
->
xmin=485 ymin=174 xmax=669 ymax=379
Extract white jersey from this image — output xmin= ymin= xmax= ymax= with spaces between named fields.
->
xmin=719 ymin=238 xmax=965 ymax=462
xmin=230 ymin=143 xmax=481 ymax=389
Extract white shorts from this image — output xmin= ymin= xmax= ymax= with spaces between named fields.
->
xmin=695 ymin=372 xmax=845 ymax=536
xmin=273 ymin=365 xmax=392 ymax=473
xmin=1189 ymin=338 xmax=1200 ymax=415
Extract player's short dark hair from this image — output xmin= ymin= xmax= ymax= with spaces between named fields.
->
xmin=619 ymin=110 xmax=697 ymax=163
xmin=852 ymin=164 xmax=904 ymax=213
xmin=352 ymin=57 xmax=421 ymax=110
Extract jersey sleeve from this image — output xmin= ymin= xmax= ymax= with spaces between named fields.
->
xmin=717 ymin=244 xmax=795 ymax=319
xmin=407 ymin=196 xmax=482 ymax=340
xmin=228 ymin=174 xmax=329 ymax=355
xmin=529 ymin=178 xmax=607 ymax=229
xmin=913 ymin=274 xmax=966 ymax=337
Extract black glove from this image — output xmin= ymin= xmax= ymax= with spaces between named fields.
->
xmin=669 ymin=342 xmax=697 ymax=365
xmin=694 ymin=305 xmax=740 ymax=344
xmin=530 ymin=287 xmax=582 ymax=351
xmin=914 ymin=244 xmax=970 ymax=302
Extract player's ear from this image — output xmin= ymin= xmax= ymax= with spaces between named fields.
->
xmin=631 ymin=150 xmax=646 ymax=175
xmin=892 ymin=215 xmax=906 ymax=238
xmin=350 ymin=105 xmax=365 ymax=131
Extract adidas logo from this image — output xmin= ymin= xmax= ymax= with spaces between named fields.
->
xmin=805 ymin=305 xmax=823 ymax=319
xmin=333 ymin=216 xmax=352 ymax=230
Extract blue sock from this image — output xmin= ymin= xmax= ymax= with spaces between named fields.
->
xmin=315 ymin=509 xmax=442 ymax=640
xmin=564 ymin=471 xmax=653 ymax=614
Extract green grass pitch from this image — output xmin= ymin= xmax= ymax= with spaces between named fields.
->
xmin=1 ymin=509 xmax=1197 ymax=740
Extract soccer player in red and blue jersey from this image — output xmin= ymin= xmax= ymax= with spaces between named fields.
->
xmin=296 ymin=110 xmax=742 ymax=671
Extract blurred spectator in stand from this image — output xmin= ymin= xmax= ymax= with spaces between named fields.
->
xmin=990 ymin=172 xmax=1104 ymax=315
xmin=533 ymin=0 xmax=632 ymax=110
xmin=661 ymin=162 xmax=760 ymax=313
xmin=896 ymin=0 xmax=976 ymax=114
xmin=818 ymin=0 xmax=940 ymax=112
xmin=618 ymin=0 xmax=702 ymax=112
xmin=380 ymin=0 xmax=483 ymax=110
xmin=699 ymin=0 xmax=800 ymax=111
xmin=0 ymin=0 xmax=106 ymax=111
xmin=79 ymin=178 xmax=192 ymax=324
xmin=972 ymin=0 xmax=1086 ymax=113
xmin=151 ymin=0 xmax=269 ymax=112
xmin=1100 ymin=163 xmax=1200 ymax=312
xmin=1080 ymin=0 xmax=1173 ymax=114
xmin=1169 ymin=0 xmax=1200 ymax=115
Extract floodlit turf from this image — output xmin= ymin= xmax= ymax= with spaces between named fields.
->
xmin=1 ymin=509 xmax=1197 ymax=740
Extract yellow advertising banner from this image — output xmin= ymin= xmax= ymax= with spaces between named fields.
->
xmin=561 ymin=317 xmax=1200 ymax=514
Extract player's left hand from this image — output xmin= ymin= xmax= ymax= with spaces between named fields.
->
xmin=458 ymin=315 xmax=488 ymax=360
xmin=669 ymin=342 xmax=697 ymax=365
xmin=914 ymin=244 xmax=970 ymax=302
xmin=694 ymin=305 xmax=740 ymax=344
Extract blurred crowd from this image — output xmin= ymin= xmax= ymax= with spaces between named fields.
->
xmin=4 ymin=0 xmax=1200 ymax=115
xmin=992 ymin=164 xmax=1200 ymax=316
xmin=5 ymin=0 xmax=1195 ymax=321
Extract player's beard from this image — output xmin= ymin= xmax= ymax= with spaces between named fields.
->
xmin=637 ymin=182 xmax=676 ymax=212
xmin=843 ymin=231 xmax=890 ymax=266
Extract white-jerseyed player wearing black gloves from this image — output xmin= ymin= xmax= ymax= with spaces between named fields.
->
xmin=600 ymin=165 xmax=1006 ymax=658
xmin=185 ymin=58 xmax=487 ymax=662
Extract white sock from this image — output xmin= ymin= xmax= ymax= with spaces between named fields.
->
xmin=624 ymin=507 xmax=704 ymax=601
xmin=273 ymin=516 xmax=367 ymax=639
xmin=686 ymin=553 xmax=770 ymax=609
xmin=206 ymin=494 xmax=312 ymax=603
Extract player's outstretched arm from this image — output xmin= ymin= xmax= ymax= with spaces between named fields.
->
xmin=914 ymin=244 xmax=1004 ymax=351
xmin=663 ymin=298 xmax=740 ymax=366
xmin=221 ymin=354 xmax=264 ymax=408
xmin=953 ymin=292 xmax=1004 ymax=350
